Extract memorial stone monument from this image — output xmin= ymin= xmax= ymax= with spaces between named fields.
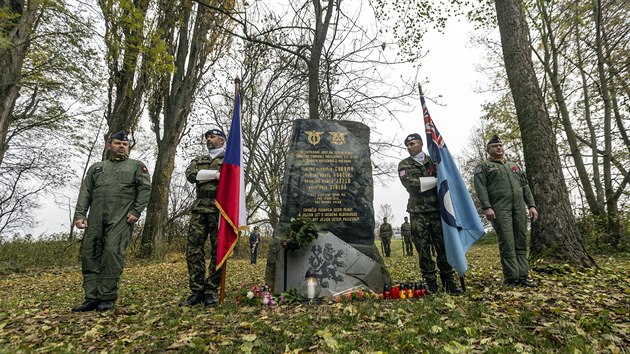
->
xmin=265 ymin=119 xmax=391 ymax=296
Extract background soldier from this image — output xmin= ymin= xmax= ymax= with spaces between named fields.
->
xmin=379 ymin=217 xmax=393 ymax=257
xmin=401 ymin=216 xmax=413 ymax=256
xmin=179 ymin=128 xmax=226 ymax=308
xmin=249 ymin=226 xmax=261 ymax=264
xmin=474 ymin=135 xmax=538 ymax=288
xmin=398 ymin=133 xmax=461 ymax=294
xmin=72 ymin=131 xmax=151 ymax=312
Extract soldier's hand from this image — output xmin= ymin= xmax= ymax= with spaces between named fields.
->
xmin=127 ymin=214 xmax=139 ymax=224
xmin=483 ymin=208 xmax=496 ymax=221
xmin=74 ymin=219 xmax=88 ymax=229
xmin=529 ymin=207 xmax=539 ymax=222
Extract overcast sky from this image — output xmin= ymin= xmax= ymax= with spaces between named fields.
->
xmin=373 ymin=19 xmax=494 ymax=227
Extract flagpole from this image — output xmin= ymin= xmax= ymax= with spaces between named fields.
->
xmin=218 ymin=77 xmax=241 ymax=304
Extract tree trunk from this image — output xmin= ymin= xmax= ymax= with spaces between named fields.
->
xmin=0 ymin=0 xmax=40 ymax=166
xmin=537 ymin=3 xmax=603 ymax=218
xmin=140 ymin=135 xmax=178 ymax=258
xmin=494 ymin=0 xmax=595 ymax=267
xmin=138 ymin=1 xmax=229 ymax=258
xmin=307 ymin=0 xmax=335 ymax=120
xmin=99 ymin=0 xmax=150 ymax=157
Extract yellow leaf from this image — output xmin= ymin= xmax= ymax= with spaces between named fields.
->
xmin=431 ymin=325 xmax=443 ymax=334
xmin=324 ymin=335 xmax=339 ymax=350
xmin=242 ymin=333 xmax=257 ymax=342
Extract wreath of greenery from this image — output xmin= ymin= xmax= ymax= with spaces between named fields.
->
xmin=281 ymin=217 xmax=319 ymax=251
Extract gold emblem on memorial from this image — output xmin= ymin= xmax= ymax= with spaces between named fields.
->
xmin=329 ymin=131 xmax=347 ymax=145
xmin=305 ymin=131 xmax=324 ymax=145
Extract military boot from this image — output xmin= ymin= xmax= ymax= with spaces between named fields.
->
xmin=179 ymin=292 xmax=204 ymax=307
xmin=426 ymin=279 xmax=438 ymax=294
xmin=71 ymin=300 xmax=100 ymax=312
xmin=442 ymin=277 xmax=463 ymax=294
xmin=95 ymin=300 xmax=115 ymax=312
xmin=204 ymin=294 xmax=219 ymax=308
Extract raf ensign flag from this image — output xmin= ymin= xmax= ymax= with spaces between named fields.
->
xmin=422 ymin=94 xmax=485 ymax=275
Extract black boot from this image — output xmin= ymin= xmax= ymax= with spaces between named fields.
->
xmin=204 ymin=294 xmax=219 ymax=308
xmin=179 ymin=292 xmax=204 ymax=307
xmin=71 ymin=300 xmax=100 ymax=312
xmin=95 ymin=300 xmax=115 ymax=312
xmin=426 ymin=279 xmax=438 ymax=294
xmin=442 ymin=277 xmax=463 ymax=294
xmin=518 ymin=279 xmax=538 ymax=288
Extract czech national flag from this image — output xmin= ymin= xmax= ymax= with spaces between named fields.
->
xmin=422 ymin=94 xmax=485 ymax=275
xmin=215 ymin=88 xmax=247 ymax=268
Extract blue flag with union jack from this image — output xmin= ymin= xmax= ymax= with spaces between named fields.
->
xmin=422 ymin=95 xmax=485 ymax=275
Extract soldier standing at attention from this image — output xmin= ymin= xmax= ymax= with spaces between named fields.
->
xmin=379 ymin=217 xmax=393 ymax=257
xmin=401 ymin=216 xmax=413 ymax=256
xmin=473 ymin=135 xmax=538 ymax=288
xmin=398 ymin=133 xmax=462 ymax=294
xmin=72 ymin=131 xmax=151 ymax=312
xmin=179 ymin=128 xmax=226 ymax=308
xmin=249 ymin=226 xmax=261 ymax=264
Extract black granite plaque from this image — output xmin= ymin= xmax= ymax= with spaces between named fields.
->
xmin=265 ymin=119 xmax=391 ymax=294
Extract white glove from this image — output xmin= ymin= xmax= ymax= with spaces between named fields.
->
xmin=419 ymin=177 xmax=437 ymax=192
xmin=196 ymin=169 xmax=220 ymax=182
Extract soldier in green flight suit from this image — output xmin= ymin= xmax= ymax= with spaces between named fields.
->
xmin=398 ymin=133 xmax=461 ymax=294
xmin=473 ymin=135 xmax=539 ymax=288
xmin=401 ymin=216 xmax=413 ymax=256
xmin=179 ymin=128 xmax=226 ymax=308
xmin=379 ymin=217 xmax=393 ymax=257
xmin=72 ymin=131 xmax=151 ymax=312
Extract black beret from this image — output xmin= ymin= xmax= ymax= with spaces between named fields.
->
xmin=487 ymin=134 xmax=502 ymax=146
xmin=109 ymin=130 xmax=128 ymax=141
xmin=205 ymin=128 xmax=226 ymax=139
xmin=404 ymin=133 xmax=422 ymax=145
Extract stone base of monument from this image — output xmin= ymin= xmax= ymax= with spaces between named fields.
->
xmin=273 ymin=231 xmax=389 ymax=297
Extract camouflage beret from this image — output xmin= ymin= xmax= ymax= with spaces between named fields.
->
xmin=404 ymin=133 xmax=423 ymax=145
xmin=486 ymin=134 xmax=502 ymax=146
xmin=205 ymin=128 xmax=226 ymax=139
xmin=109 ymin=130 xmax=128 ymax=141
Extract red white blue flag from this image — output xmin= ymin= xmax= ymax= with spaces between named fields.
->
xmin=422 ymin=94 xmax=485 ymax=275
xmin=216 ymin=88 xmax=247 ymax=268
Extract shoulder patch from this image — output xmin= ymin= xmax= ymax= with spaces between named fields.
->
xmin=399 ymin=169 xmax=406 ymax=177
xmin=141 ymin=164 xmax=149 ymax=174
xmin=474 ymin=165 xmax=483 ymax=174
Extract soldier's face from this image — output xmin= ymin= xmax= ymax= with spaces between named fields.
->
xmin=206 ymin=134 xmax=225 ymax=150
xmin=405 ymin=139 xmax=423 ymax=156
xmin=107 ymin=139 xmax=129 ymax=157
xmin=487 ymin=143 xmax=504 ymax=159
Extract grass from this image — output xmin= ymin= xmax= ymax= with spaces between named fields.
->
xmin=0 ymin=239 xmax=628 ymax=353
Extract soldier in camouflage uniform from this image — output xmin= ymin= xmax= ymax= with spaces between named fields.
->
xmin=473 ymin=135 xmax=538 ymax=288
xmin=401 ymin=216 xmax=413 ymax=256
xmin=379 ymin=217 xmax=393 ymax=257
xmin=72 ymin=131 xmax=151 ymax=312
xmin=398 ymin=133 xmax=461 ymax=294
xmin=179 ymin=128 xmax=226 ymax=308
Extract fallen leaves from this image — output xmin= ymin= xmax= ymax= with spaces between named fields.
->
xmin=0 ymin=244 xmax=628 ymax=352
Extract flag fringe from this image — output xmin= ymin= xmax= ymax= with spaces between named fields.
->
xmin=214 ymin=200 xmax=248 ymax=269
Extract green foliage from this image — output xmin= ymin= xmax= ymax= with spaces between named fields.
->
xmin=0 ymin=234 xmax=80 ymax=274
xmin=281 ymin=218 xmax=319 ymax=251
xmin=576 ymin=213 xmax=630 ymax=253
